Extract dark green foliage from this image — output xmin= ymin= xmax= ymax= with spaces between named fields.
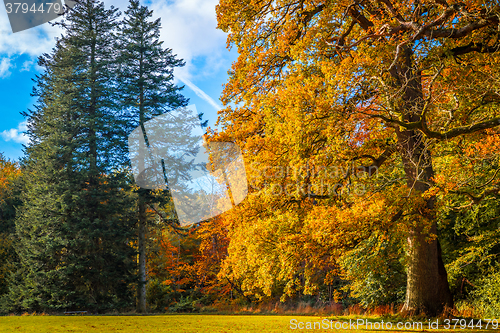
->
xmin=117 ymin=0 xmax=188 ymax=130
xmin=168 ymin=295 xmax=197 ymax=313
xmin=471 ymin=265 xmax=500 ymax=317
xmin=0 ymin=232 xmax=17 ymax=305
xmin=146 ymin=277 xmax=172 ymax=312
xmin=0 ymin=156 xmax=22 ymax=307
xmin=7 ymin=0 xmax=137 ymax=312
xmin=341 ymin=233 xmax=407 ymax=308
xmin=0 ymin=179 xmax=20 ymax=237
xmin=439 ymin=195 xmax=500 ymax=304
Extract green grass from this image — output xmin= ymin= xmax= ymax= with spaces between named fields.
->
xmin=0 ymin=314 xmax=495 ymax=332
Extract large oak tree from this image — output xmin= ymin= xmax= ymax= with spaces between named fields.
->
xmin=214 ymin=0 xmax=500 ymax=315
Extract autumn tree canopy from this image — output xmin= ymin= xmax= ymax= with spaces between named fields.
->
xmin=214 ymin=0 xmax=500 ymax=315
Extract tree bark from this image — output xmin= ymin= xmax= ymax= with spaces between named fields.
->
xmin=137 ymin=41 xmax=148 ymax=314
xmin=393 ymin=46 xmax=453 ymax=316
xmin=137 ymin=198 xmax=147 ymax=313
xmin=402 ymin=221 xmax=453 ymax=315
xmin=395 ymin=127 xmax=453 ymax=315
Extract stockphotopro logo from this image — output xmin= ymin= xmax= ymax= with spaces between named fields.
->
xmin=3 ymin=0 xmax=76 ymax=33
xmin=128 ymin=105 xmax=248 ymax=226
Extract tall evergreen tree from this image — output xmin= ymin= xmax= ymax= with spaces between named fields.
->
xmin=9 ymin=0 xmax=137 ymax=312
xmin=117 ymin=0 xmax=188 ymax=312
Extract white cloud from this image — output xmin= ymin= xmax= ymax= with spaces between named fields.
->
xmin=0 ymin=58 xmax=14 ymax=78
xmin=0 ymin=4 xmax=62 ymax=79
xmin=147 ymin=0 xmax=231 ymax=81
xmin=0 ymin=9 xmax=62 ymax=58
xmin=0 ymin=0 xmax=232 ymax=75
xmin=0 ymin=0 xmax=230 ymax=106
xmin=20 ymin=59 xmax=35 ymax=72
xmin=1 ymin=121 xmax=29 ymax=144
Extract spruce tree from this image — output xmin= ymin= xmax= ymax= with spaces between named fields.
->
xmin=117 ymin=0 xmax=188 ymax=312
xmin=10 ymin=0 xmax=136 ymax=312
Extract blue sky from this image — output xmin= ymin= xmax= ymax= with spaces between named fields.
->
xmin=0 ymin=0 xmax=236 ymax=161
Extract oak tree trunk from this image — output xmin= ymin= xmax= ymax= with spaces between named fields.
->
xmin=402 ymin=222 xmax=453 ymax=315
xmin=393 ymin=46 xmax=453 ymax=315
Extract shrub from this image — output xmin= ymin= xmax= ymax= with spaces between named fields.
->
xmin=146 ymin=278 xmax=172 ymax=313
xmin=471 ymin=266 xmax=500 ymax=317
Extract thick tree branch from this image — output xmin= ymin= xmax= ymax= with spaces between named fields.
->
xmin=333 ymin=5 xmax=499 ymax=54
xmin=352 ymin=145 xmax=397 ymax=175
xmin=378 ymin=0 xmax=405 ymax=23
xmin=146 ymin=203 xmax=194 ymax=233
xmin=450 ymin=187 xmax=500 ymax=205
xmin=421 ymin=117 xmax=500 ymax=140
xmin=374 ymin=113 xmax=500 ymax=140
xmin=424 ymin=15 xmax=499 ymax=39
xmin=448 ymin=41 xmax=500 ymax=56
xmin=300 ymin=3 xmax=325 ymax=24
xmin=347 ymin=5 xmax=374 ymax=30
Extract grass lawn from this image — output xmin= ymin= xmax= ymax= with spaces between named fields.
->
xmin=0 ymin=314 xmax=495 ymax=332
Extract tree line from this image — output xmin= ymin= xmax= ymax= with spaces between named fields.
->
xmin=1 ymin=0 xmax=500 ymax=317
xmin=0 ymin=0 xmax=187 ymax=313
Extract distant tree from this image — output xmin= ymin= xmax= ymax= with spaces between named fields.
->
xmin=9 ymin=0 xmax=136 ymax=312
xmin=0 ymin=154 xmax=21 ymax=301
xmin=117 ymin=0 xmax=188 ymax=312
xmin=0 ymin=154 xmax=21 ymax=234
xmin=146 ymin=217 xmax=233 ymax=311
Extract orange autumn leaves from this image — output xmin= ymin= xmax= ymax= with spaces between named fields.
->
xmin=147 ymin=217 xmax=231 ymax=304
xmin=0 ymin=155 xmax=20 ymax=203
xmin=217 ymin=180 xmax=440 ymax=301
xmin=150 ymin=0 xmax=500 ymax=306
